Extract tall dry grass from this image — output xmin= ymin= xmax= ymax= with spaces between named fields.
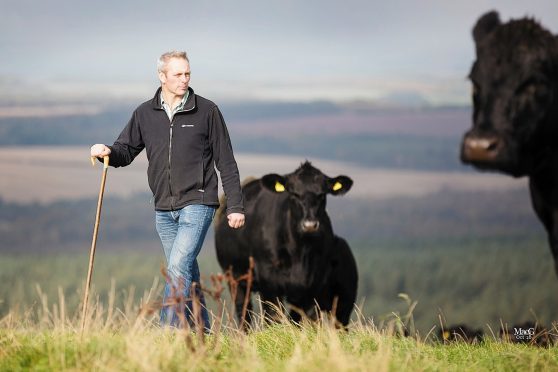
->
xmin=2 ymin=270 xmax=558 ymax=371
xmin=0 ymin=273 xmax=393 ymax=371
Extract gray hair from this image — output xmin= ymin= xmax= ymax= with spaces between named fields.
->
xmin=157 ymin=51 xmax=189 ymax=73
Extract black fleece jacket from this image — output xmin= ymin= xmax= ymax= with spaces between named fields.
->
xmin=107 ymin=87 xmax=244 ymax=214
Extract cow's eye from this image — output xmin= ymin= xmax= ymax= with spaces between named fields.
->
xmin=516 ymin=81 xmax=551 ymax=113
xmin=471 ymin=82 xmax=480 ymax=97
xmin=521 ymin=83 xmax=538 ymax=97
xmin=471 ymin=82 xmax=481 ymax=107
xmin=510 ymin=80 xmax=551 ymax=122
xmin=533 ymin=84 xmax=550 ymax=100
xmin=517 ymin=79 xmax=549 ymax=99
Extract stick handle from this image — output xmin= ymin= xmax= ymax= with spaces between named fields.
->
xmin=81 ymin=155 xmax=109 ymax=334
xmin=90 ymin=155 xmax=110 ymax=169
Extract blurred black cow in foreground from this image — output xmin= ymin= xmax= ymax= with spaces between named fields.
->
xmin=461 ymin=11 xmax=558 ymax=274
xmin=440 ymin=324 xmax=484 ymax=344
xmin=500 ymin=321 xmax=556 ymax=347
xmin=215 ymin=162 xmax=358 ymax=328
xmin=439 ymin=322 xmax=556 ymax=347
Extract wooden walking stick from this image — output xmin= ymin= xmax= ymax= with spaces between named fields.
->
xmin=81 ymin=155 xmax=109 ymax=334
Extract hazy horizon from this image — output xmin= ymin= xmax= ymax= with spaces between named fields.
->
xmin=2 ymin=0 xmax=558 ymax=109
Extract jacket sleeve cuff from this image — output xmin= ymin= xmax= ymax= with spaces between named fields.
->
xmin=226 ymin=206 xmax=245 ymax=215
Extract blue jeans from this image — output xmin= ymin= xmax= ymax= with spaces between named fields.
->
xmin=156 ymin=204 xmax=216 ymax=330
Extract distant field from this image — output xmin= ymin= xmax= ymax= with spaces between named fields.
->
xmin=0 ymin=146 xmax=526 ymax=203
xmin=2 ymin=238 xmax=557 ymax=334
xmin=228 ymin=109 xmax=471 ymax=138
xmin=0 ymin=107 xmax=480 ymax=171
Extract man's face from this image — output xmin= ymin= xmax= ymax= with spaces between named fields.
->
xmin=159 ymin=57 xmax=190 ymax=97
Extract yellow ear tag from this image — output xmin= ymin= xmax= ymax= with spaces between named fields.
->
xmin=275 ymin=182 xmax=285 ymax=192
xmin=443 ymin=331 xmax=450 ymax=340
xmin=332 ymin=182 xmax=343 ymax=191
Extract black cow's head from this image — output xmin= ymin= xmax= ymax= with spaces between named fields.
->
xmin=260 ymin=161 xmax=352 ymax=236
xmin=461 ymin=11 xmax=558 ymax=177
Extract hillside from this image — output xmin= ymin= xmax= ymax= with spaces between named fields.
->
xmin=0 ymin=103 xmax=471 ymax=171
xmin=0 ymin=187 xmax=542 ymax=252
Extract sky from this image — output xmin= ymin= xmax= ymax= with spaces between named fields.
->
xmin=1 ymin=0 xmax=558 ymax=106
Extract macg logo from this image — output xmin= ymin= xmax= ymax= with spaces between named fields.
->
xmin=514 ymin=327 xmax=535 ymax=341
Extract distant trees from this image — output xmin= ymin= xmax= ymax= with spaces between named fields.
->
xmin=0 ymin=187 xmax=543 ymax=251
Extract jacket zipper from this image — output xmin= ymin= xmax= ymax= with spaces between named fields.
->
xmin=160 ymin=95 xmax=195 ymax=210
xmin=168 ymin=118 xmax=174 ymax=210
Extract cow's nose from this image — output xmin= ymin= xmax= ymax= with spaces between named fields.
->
xmin=462 ymin=134 xmax=502 ymax=162
xmin=301 ymin=220 xmax=320 ymax=233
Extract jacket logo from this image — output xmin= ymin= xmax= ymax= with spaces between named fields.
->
xmin=181 ymin=124 xmax=195 ymax=128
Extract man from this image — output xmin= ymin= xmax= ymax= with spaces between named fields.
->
xmin=90 ymin=51 xmax=245 ymax=331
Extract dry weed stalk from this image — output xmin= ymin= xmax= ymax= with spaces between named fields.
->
xmin=134 ymin=257 xmax=255 ymax=351
xmin=224 ymin=256 xmax=255 ymax=328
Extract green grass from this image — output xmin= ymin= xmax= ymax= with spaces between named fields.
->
xmin=2 ymin=245 xmax=558 ymax=371
xmin=2 ymin=237 xmax=558 ymax=372
xmin=2 ymin=313 xmax=558 ymax=371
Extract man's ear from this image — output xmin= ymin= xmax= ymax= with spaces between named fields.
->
xmin=473 ymin=11 xmax=500 ymax=44
xmin=328 ymin=176 xmax=353 ymax=195
xmin=261 ymin=174 xmax=288 ymax=193
xmin=158 ymin=70 xmax=167 ymax=84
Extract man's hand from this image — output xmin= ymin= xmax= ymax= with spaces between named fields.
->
xmin=90 ymin=144 xmax=111 ymax=158
xmin=228 ymin=213 xmax=245 ymax=229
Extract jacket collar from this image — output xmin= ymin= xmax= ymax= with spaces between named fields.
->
xmin=151 ymin=86 xmax=196 ymax=112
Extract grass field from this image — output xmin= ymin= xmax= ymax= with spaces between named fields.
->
xmin=2 ymin=237 xmax=557 ymax=333
xmin=3 ymin=238 xmax=558 ymax=370
xmin=2 ymin=300 xmax=558 ymax=371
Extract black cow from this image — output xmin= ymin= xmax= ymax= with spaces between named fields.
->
xmin=500 ymin=321 xmax=555 ymax=347
xmin=440 ymin=324 xmax=484 ymax=344
xmin=461 ymin=11 xmax=558 ymax=274
xmin=214 ymin=161 xmax=358 ymax=327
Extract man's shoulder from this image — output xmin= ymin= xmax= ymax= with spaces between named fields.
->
xmin=136 ymin=96 xmax=157 ymax=112
xmin=130 ymin=89 xmax=159 ymax=114
xmin=194 ymin=93 xmax=218 ymax=111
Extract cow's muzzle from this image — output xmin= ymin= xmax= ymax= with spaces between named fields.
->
xmin=461 ymin=133 xmax=502 ymax=164
xmin=301 ymin=220 xmax=320 ymax=233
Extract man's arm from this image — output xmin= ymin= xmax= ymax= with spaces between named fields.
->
xmin=91 ymin=110 xmax=144 ymax=167
xmin=209 ymin=105 xmax=245 ymax=228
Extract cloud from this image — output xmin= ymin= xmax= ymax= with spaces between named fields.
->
xmin=1 ymin=0 xmax=557 ymax=103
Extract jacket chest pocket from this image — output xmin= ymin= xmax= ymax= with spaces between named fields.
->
xmin=174 ymin=121 xmax=206 ymax=147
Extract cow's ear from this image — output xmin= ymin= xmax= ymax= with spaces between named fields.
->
xmin=328 ymin=176 xmax=353 ymax=195
xmin=261 ymin=174 xmax=288 ymax=193
xmin=473 ymin=11 xmax=500 ymax=44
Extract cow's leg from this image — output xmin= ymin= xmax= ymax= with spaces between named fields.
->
xmin=334 ymin=293 xmax=356 ymax=327
xmin=529 ymin=176 xmax=558 ymax=275
xmin=288 ymin=308 xmax=303 ymax=324
xmin=259 ymin=294 xmax=284 ymax=324
xmin=318 ymin=237 xmax=358 ymax=328
xmin=316 ymin=290 xmax=350 ymax=327
xmin=550 ymin=229 xmax=558 ymax=276
xmin=288 ymin=304 xmax=311 ymax=324
xmin=286 ymin=297 xmax=314 ymax=325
